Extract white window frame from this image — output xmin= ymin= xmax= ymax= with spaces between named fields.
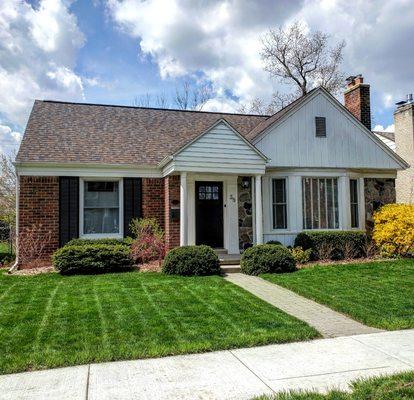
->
xmin=79 ymin=177 xmax=124 ymax=239
xmin=349 ymin=178 xmax=359 ymax=229
xmin=271 ymin=178 xmax=288 ymax=230
xmin=302 ymin=177 xmax=340 ymax=230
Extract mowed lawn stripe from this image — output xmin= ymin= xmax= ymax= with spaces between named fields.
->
xmin=262 ymin=259 xmax=414 ymax=330
xmin=0 ymin=272 xmax=318 ymax=374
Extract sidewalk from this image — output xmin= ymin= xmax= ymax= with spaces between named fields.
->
xmin=1 ymin=330 xmax=413 ymax=400
xmin=225 ymin=273 xmax=382 ymax=338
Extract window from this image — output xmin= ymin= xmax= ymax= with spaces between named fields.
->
xmin=272 ymin=179 xmax=287 ymax=229
xmin=315 ymin=117 xmax=326 ymax=137
xmin=82 ymin=180 xmax=121 ymax=236
xmin=198 ymin=185 xmax=219 ymax=200
xmin=302 ymin=178 xmax=339 ymax=229
xmin=350 ymin=179 xmax=359 ymax=228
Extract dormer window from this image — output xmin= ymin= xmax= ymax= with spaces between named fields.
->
xmin=315 ymin=117 xmax=326 ymax=137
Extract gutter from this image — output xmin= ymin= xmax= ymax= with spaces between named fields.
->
xmin=8 ymin=169 xmax=19 ymax=273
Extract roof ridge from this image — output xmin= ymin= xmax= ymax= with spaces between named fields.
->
xmin=39 ymin=99 xmax=271 ymax=118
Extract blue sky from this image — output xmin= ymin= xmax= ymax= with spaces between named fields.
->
xmin=1 ymin=0 xmax=413 ymax=155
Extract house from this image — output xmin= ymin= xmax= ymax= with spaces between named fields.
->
xmin=14 ymin=77 xmax=408 ymax=267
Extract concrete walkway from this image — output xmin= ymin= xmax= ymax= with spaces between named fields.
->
xmin=0 ymin=330 xmax=413 ymax=400
xmin=224 ymin=273 xmax=382 ymax=338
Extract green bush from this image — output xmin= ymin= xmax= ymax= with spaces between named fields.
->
xmin=162 ymin=245 xmax=220 ymax=276
xmin=294 ymin=231 xmax=367 ymax=260
xmin=241 ymin=244 xmax=296 ymax=275
xmin=53 ymin=244 xmax=132 ymax=275
xmin=266 ymin=240 xmax=282 ymax=245
xmin=290 ymin=246 xmax=312 ymax=264
xmin=66 ymin=238 xmax=132 ymax=247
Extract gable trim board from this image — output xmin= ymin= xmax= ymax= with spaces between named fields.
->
xmin=251 ymin=88 xmax=408 ymax=171
xmin=160 ymin=119 xmax=268 ymax=176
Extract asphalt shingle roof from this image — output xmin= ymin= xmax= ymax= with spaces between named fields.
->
xmin=16 ymin=100 xmax=268 ymax=166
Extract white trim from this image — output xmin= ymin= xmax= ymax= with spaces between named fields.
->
xmin=254 ymin=175 xmax=263 ymax=244
xmin=15 ymin=163 xmax=162 ymax=178
xmin=269 ymin=176 xmax=289 ymax=231
xmin=180 ymin=172 xmax=188 ymax=246
xmin=79 ymin=177 xmax=124 ymax=239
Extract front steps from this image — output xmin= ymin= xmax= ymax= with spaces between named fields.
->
xmin=215 ymin=249 xmax=241 ymax=273
xmin=220 ymin=264 xmax=241 ymax=274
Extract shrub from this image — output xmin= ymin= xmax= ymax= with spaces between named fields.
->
xmin=162 ymin=245 xmax=220 ymax=276
xmin=266 ymin=240 xmax=282 ymax=245
xmin=294 ymin=231 xmax=366 ymax=260
xmin=66 ymin=238 xmax=132 ymax=247
xmin=130 ymin=218 xmax=163 ymax=239
xmin=18 ymin=224 xmax=52 ymax=268
xmin=373 ymin=204 xmax=414 ymax=257
xmin=290 ymin=246 xmax=312 ymax=264
xmin=241 ymin=244 xmax=296 ymax=275
xmin=130 ymin=231 xmax=165 ymax=265
xmin=53 ymin=244 xmax=132 ymax=275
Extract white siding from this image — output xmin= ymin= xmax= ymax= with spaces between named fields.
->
xmin=254 ymin=91 xmax=402 ymax=170
xmin=172 ymin=121 xmax=266 ymax=175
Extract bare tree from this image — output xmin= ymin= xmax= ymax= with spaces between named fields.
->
xmin=174 ymin=81 xmax=212 ymax=111
xmin=238 ymin=91 xmax=298 ymax=115
xmin=0 ymin=151 xmax=16 ymax=224
xmin=261 ymin=21 xmax=346 ymax=96
xmin=133 ymin=92 xmax=169 ymax=108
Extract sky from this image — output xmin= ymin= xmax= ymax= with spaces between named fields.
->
xmin=1 ymin=0 xmax=413 ymax=155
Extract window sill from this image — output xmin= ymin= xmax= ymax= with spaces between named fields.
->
xmin=80 ymin=233 xmax=123 ymax=240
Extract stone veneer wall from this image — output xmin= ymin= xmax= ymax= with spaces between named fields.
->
xmin=364 ymin=178 xmax=396 ymax=232
xmin=238 ymin=176 xmax=253 ymax=250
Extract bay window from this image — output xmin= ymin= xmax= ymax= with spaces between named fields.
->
xmin=272 ymin=178 xmax=287 ymax=229
xmin=81 ymin=179 xmax=122 ymax=237
xmin=302 ymin=178 xmax=339 ymax=229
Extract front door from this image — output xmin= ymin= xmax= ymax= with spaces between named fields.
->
xmin=195 ymin=181 xmax=224 ymax=248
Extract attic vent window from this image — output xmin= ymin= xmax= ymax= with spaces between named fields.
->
xmin=315 ymin=117 xmax=326 ymax=137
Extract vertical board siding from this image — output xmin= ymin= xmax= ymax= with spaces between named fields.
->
xmin=174 ymin=122 xmax=266 ymax=174
xmin=123 ymin=178 xmax=142 ymax=237
xmin=255 ymin=92 xmax=401 ymax=170
xmin=59 ymin=177 xmax=79 ymax=246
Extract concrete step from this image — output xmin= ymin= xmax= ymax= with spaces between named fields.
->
xmin=220 ymin=264 xmax=241 ymax=274
xmin=214 ymin=248 xmax=228 ymax=255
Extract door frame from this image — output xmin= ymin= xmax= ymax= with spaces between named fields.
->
xmin=195 ymin=181 xmax=224 ymax=248
xmin=186 ymin=174 xmax=240 ymax=254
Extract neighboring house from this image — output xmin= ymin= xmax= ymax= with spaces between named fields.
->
xmin=14 ymin=77 xmax=408 ymax=267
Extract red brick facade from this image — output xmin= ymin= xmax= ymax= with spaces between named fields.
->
xmin=18 ymin=175 xmax=180 ymax=268
xmin=142 ymin=178 xmax=165 ymax=230
xmin=344 ymin=76 xmax=371 ymax=131
xmin=164 ymin=175 xmax=180 ymax=250
xmin=18 ymin=176 xmax=59 ymax=266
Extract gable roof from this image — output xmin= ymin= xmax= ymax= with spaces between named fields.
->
xmin=16 ymin=100 xmax=267 ymax=166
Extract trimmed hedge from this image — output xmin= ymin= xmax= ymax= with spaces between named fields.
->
xmin=53 ymin=244 xmax=133 ymax=275
xmin=241 ymin=244 xmax=296 ymax=275
xmin=162 ymin=245 xmax=220 ymax=276
xmin=66 ymin=238 xmax=132 ymax=247
xmin=294 ymin=230 xmax=367 ymax=260
xmin=266 ymin=240 xmax=282 ymax=245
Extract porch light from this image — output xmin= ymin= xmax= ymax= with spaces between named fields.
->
xmin=241 ymin=177 xmax=250 ymax=189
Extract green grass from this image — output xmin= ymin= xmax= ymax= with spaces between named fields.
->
xmin=0 ymin=272 xmax=318 ymax=374
xmin=254 ymin=371 xmax=414 ymax=399
xmin=0 ymin=241 xmax=8 ymax=252
xmin=262 ymin=259 xmax=414 ymax=330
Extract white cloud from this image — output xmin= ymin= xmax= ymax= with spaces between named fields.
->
xmin=373 ymin=124 xmax=395 ymax=133
xmin=0 ymin=121 xmax=21 ymax=154
xmin=0 ymin=0 xmax=85 ymax=135
xmin=107 ymin=0 xmax=414 ymax=117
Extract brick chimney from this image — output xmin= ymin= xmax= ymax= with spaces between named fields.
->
xmin=394 ymin=94 xmax=414 ymax=203
xmin=344 ymin=75 xmax=371 ymax=130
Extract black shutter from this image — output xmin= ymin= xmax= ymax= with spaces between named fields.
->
xmin=59 ymin=177 xmax=79 ymax=246
xmin=123 ymin=178 xmax=142 ymax=237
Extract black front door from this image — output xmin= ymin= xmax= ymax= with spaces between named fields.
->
xmin=195 ymin=181 xmax=223 ymax=248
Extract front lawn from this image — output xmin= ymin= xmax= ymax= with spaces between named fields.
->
xmin=262 ymin=259 xmax=414 ymax=330
xmin=254 ymin=370 xmax=414 ymax=399
xmin=0 ymin=272 xmax=318 ymax=374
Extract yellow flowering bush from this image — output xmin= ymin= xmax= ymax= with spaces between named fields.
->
xmin=373 ymin=204 xmax=414 ymax=257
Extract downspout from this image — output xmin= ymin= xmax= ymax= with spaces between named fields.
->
xmin=8 ymin=168 xmax=19 ymax=273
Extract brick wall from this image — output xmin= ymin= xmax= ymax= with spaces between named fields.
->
xmin=18 ymin=176 xmax=59 ymax=267
xmin=164 ymin=175 xmax=180 ymax=250
xmin=142 ymin=178 xmax=165 ymax=229
xmin=344 ymin=82 xmax=371 ymax=131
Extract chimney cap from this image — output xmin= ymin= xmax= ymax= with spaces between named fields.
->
xmin=396 ymin=94 xmax=414 ymax=107
xmin=346 ymin=74 xmax=364 ymax=88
